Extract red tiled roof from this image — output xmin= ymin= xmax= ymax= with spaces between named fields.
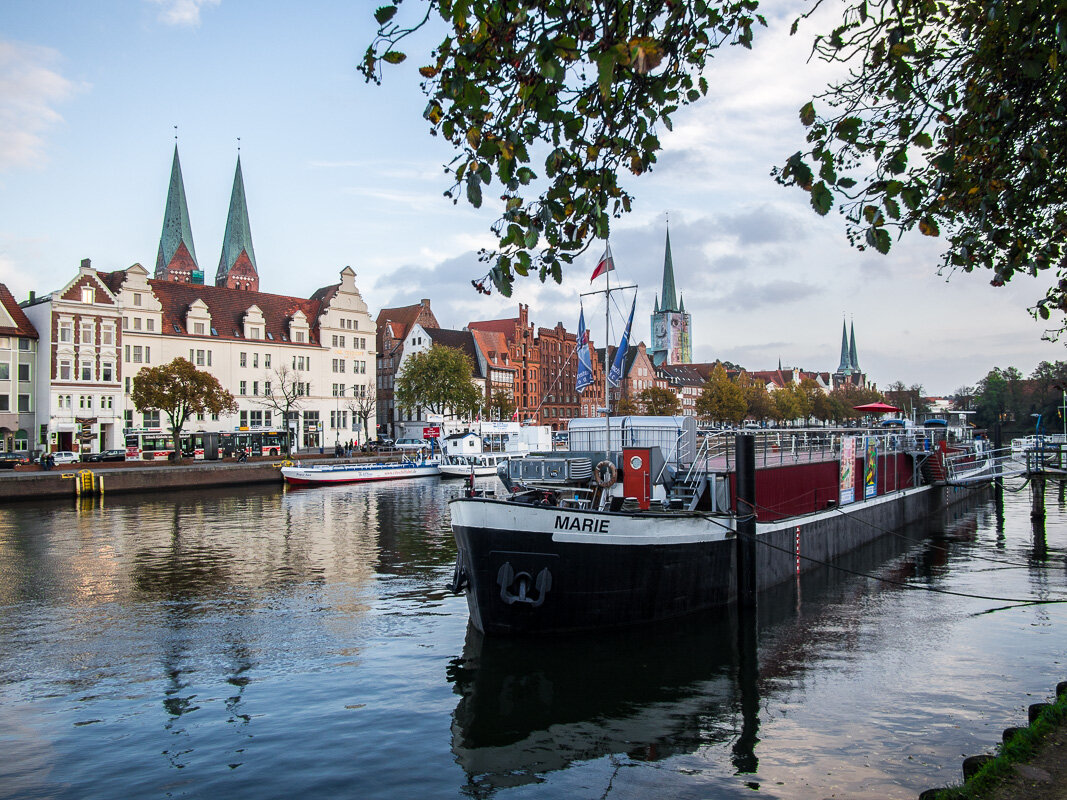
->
xmin=470 ymin=329 xmax=514 ymax=370
xmin=375 ymin=302 xmax=438 ymax=344
xmin=0 ymin=284 xmax=37 ymax=339
xmin=467 ymin=318 xmax=519 ymax=340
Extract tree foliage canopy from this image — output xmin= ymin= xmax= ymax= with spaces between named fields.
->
xmin=130 ymin=358 xmax=238 ymax=459
xmin=363 ymin=0 xmax=1067 ymax=333
xmin=396 ymin=344 xmax=482 ymax=417
xmin=695 ymin=363 xmax=747 ymax=423
xmin=637 ymin=385 xmax=679 ymax=416
xmin=777 ymin=0 xmax=1067 ymax=333
xmin=361 ymin=0 xmax=765 ymax=296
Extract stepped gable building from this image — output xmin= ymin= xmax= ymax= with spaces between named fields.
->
xmin=375 ymin=299 xmax=440 ymax=436
xmin=0 ymin=283 xmax=39 ymax=454
xmin=469 ymin=304 xmax=601 ymax=429
xmin=649 ymin=227 xmax=692 ymax=367
xmin=22 ymin=259 xmax=124 ymax=454
xmin=469 ymin=328 xmax=517 ymax=409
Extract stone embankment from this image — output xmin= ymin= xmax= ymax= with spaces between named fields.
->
xmin=0 ymin=454 xmax=346 ymax=502
xmin=920 ymin=681 xmax=1067 ymax=800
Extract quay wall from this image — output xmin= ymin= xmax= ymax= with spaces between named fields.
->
xmin=755 ymin=482 xmax=988 ymax=591
xmin=0 ymin=461 xmax=287 ymax=503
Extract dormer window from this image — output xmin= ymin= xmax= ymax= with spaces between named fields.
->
xmin=81 ymin=287 xmax=95 ymax=304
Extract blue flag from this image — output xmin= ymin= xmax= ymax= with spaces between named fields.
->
xmin=608 ymin=295 xmax=636 ymax=387
xmin=576 ymin=305 xmax=593 ymax=392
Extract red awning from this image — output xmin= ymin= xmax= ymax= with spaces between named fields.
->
xmin=852 ymin=401 xmax=902 ymax=413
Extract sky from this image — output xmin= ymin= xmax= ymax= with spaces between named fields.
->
xmin=2 ymin=0 xmax=1064 ymax=396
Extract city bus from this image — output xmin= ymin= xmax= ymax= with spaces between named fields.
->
xmin=124 ymin=429 xmax=175 ymax=461
xmin=125 ymin=427 xmax=291 ymax=461
xmin=217 ymin=428 xmax=290 ymax=458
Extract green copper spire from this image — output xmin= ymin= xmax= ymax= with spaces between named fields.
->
xmin=216 ymin=155 xmax=258 ymax=285
xmin=848 ymin=321 xmax=859 ymax=371
xmin=155 ymin=144 xmax=199 ymax=279
xmin=660 ymin=227 xmax=678 ymax=312
xmin=837 ymin=319 xmax=852 ymax=373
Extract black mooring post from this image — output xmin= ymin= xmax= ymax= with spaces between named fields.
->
xmin=735 ymin=433 xmax=757 ymax=608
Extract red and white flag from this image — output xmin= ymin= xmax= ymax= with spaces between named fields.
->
xmin=590 ymin=243 xmax=615 ymax=281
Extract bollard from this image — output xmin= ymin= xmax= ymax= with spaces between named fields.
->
xmin=962 ymin=754 xmax=994 ymax=780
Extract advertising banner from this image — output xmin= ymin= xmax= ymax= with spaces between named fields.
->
xmin=864 ymin=438 xmax=879 ymax=499
xmin=839 ymin=435 xmax=856 ymax=504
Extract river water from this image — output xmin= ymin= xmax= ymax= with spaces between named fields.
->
xmin=0 ymin=477 xmax=1064 ymax=799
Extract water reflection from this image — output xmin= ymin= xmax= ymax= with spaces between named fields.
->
xmin=448 ymin=610 xmax=744 ymax=796
xmin=447 ymin=494 xmax=995 ymax=797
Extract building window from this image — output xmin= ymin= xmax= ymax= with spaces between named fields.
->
xmin=101 ymin=362 xmax=114 ymax=382
xmin=132 ymin=346 xmax=143 ymax=363
xmin=125 ymin=410 xmax=134 ymax=429
xmin=133 ymin=317 xmax=142 ymax=330
xmin=0 ymin=363 xmax=7 ymax=380
xmin=0 ymin=396 xmax=8 ymax=411
xmin=252 ymin=381 xmax=259 ymax=396
xmin=146 ymin=318 xmax=155 ymax=332
xmin=239 ymin=411 xmax=249 ymax=427
xmin=295 ymin=331 xmax=306 ymax=343
xmin=143 ymin=410 xmax=160 ymax=427
xmin=80 ymin=321 xmax=94 ymax=344
xmin=18 ymin=395 xmax=29 ymax=412
xmin=18 ymin=363 xmax=30 ymax=382
xmin=253 ymin=353 xmax=259 ymax=369
xmin=240 ymin=352 xmax=247 ymax=368
xmin=58 ymin=320 xmax=73 ymax=343
xmin=101 ymin=326 xmax=114 ymax=346
xmin=81 ymin=362 xmax=93 ymax=381
xmin=194 ymin=322 xmax=205 ymax=335
xmin=264 ymin=354 xmax=271 ymax=369
xmin=133 ymin=293 xmax=142 ymax=306
xmin=81 ymin=286 xmax=95 ymax=304
xmin=250 ymin=411 xmax=264 ymax=427
xmin=239 ymin=381 xmax=247 ymax=395
xmin=18 ymin=338 xmax=30 ymax=351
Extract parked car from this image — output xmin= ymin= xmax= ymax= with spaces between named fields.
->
xmin=83 ymin=449 xmax=126 ymax=463
xmin=48 ymin=451 xmax=80 ymax=465
xmin=363 ymin=438 xmax=394 ymax=452
xmin=0 ymin=453 xmax=27 ymax=469
xmin=394 ymin=437 xmax=429 ymax=451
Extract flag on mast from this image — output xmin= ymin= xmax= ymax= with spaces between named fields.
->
xmin=608 ymin=295 xmax=636 ymax=387
xmin=590 ymin=243 xmax=615 ymax=281
xmin=575 ymin=305 xmax=593 ymax=392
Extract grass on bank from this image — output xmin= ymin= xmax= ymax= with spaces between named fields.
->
xmin=929 ymin=685 xmax=1067 ymax=799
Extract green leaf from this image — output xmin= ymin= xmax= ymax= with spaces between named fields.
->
xmin=799 ymin=101 xmax=816 ymax=127
xmin=382 ymin=51 xmax=407 ymax=65
xmin=597 ymin=52 xmax=616 ymax=99
xmin=865 ymin=228 xmax=891 ymax=254
xmin=911 ymin=132 xmax=933 ymax=148
xmin=466 ymin=176 xmax=482 ymax=208
xmin=374 ymin=5 xmax=397 ymax=25
xmin=810 ymin=181 xmax=833 ymax=215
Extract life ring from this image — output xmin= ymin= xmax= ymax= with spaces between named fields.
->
xmin=594 ymin=460 xmax=617 ymax=488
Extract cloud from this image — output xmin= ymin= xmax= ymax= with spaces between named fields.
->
xmin=147 ymin=0 xmax=220 ymax=27
xmin=0 ymin=39 xmax=77 ymax=171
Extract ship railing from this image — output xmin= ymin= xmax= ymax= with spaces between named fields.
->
xmin=943 ymin=444 xmax=1020 ymax=483
xmin=688 ymin=426 xmax=980 ymax=474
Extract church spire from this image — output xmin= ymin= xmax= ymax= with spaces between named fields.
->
xmin=660 ymin=227 xmax=678 ymax=312
xmin=837 ymin=319 xmax=852 ymax=373
xmin=155 ymin=143 xmax=201 ymax=283
xmin=216 ymin=155 xmax=259 ymax=291
xmin=848 ymin=321 xmax=859 ymax=371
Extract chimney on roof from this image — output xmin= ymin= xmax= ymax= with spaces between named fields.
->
xmin=80 ymin=258 xmax=91 ymax=271
xmin=421 ymin=299 xmax=430 ymax=308
xmin=28 ymin=291 xmax=35 ymax=304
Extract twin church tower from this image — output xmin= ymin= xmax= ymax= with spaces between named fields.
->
xmin=154 ymin=145 xmax=260 ymax=292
